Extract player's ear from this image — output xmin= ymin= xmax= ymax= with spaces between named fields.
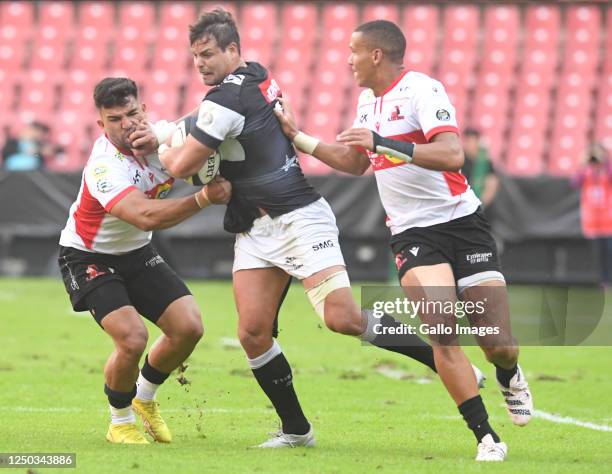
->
xmin=141 ymin=102 xmax=147 ymax=113
xmin=372 ymin=48 xmax=383 ymax=65
xmin=96 ymin=118 xmax=104 ymax=130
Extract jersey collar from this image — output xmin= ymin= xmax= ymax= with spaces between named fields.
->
xmin=378 ymin=69 xmax=410 ymax=97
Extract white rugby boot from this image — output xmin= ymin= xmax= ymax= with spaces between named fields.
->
xmin=498 ymin=364 xmax=533 ymax=426
xmin=475 ymin=434 xmax=507 ymax=461
xmin=254 ymin=425 xmax=315 ymax=448
xmin=472 ymin=364 xmax=486 ymax=388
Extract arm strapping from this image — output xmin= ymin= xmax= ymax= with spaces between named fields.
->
xmin=372 ymin=131 xmax=415 ymax=163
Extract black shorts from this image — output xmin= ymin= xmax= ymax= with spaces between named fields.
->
xmin=58 ymin=244 xmax=191 ymax=326
xmin=390 ymin=208 xmax=502 ymax=285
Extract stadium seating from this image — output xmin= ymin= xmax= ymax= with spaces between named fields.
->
xmin=0 ymin=2 xmax=608 ymax=175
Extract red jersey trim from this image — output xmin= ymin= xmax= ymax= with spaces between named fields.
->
xmin=425 ymin=125 xmax=459 ymax=141
xmin=379 ymin=70 xmax=410 ymax=97
xmin=105 ymin=186 xmax=137 ymax=212
xmin=73 ymin=180 xmax=106 ymax=250
xmin=443 ymin=171 xmax=468 ymax=196
xmin=104 ymin=133 xmax=134 ymax=156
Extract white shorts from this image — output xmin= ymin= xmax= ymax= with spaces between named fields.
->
xmin=233 ymin=198 xmax=346 ymax=279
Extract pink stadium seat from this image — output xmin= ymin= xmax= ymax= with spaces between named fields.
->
xmin=471 ymin=6 xmax=519 ymax=162
xmin=505 ymin=5 xmax=561 ymax=176
xmin=362 ymin=5 xmax=399 ymax=24
xmin=70 ymin=38 xmax=109 ymax=72
xmin=158 ymin=3 xmax=196 ymax=47
xmin=78 ymin=2 xmax=114 ymax=31
xmin=110 ymin=3 xmax=155 ymax=72
xmin=38 ymin=2 xmax=74 ymax=43
xmin=304 ymin=4 xmax=358 ymax=145
xmin=240 ymin=3 xmax=277 ymax=67
xmin=594 ymin=72 xmax=612 ymax=152
xmin=29 ymin=39 xmax=68 ymax=72
xmin=18 ymin=70 xmax=58 ymax=121
xmin=273 ymin=4 xmax=317 ymax=123
xmin=505 ymin=88 xmax=549 ymax=176
xmin=402 ymin=6 xmax=439 ymax=76
xmin=60 ymin=69 xmax=97 ymax=114
xmin=0 ymin=2 xmax=34 ymax=40
xmin=547 ymin=6 xmax=600 ymax=176
xmin=438 ymin=5 xmax=480 ymax=126
xmin=0 ymin=33 xmax=27 ymax=69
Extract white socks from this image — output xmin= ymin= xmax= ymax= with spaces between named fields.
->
xmin=110 ymin=405 xmax=135 ymax=425
xmin=135 ymin=372 xmax=160 ymax=401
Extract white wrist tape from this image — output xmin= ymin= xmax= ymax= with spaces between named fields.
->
xmin=158 ymin=143 xmax=169 ymax=155
xmin=153 ymin=120 xmax=178 ymax=145
xmin=293 ymin=131 xmax=320 ymax=154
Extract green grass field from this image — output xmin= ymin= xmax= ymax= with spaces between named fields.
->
xmin=1 ymin=278 xmax=611 ymax=473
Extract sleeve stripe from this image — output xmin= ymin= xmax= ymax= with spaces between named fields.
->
xmin=425 ymin=125 xmax=459 ymax=142
xmin=104 ymin=186 xmax=137 ymax=212
xmin=191 ymin=126 xmax=223 ymax=149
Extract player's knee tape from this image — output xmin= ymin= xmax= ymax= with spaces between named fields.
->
xmin=305 ymin=270 xmax=351 ymax=320
xmin=247 ymin=339 xmax=282 ymax=369
xmin=457 ymin=271 xmax=505 ymax=294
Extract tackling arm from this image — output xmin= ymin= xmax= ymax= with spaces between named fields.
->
xmin=110 ymin=177 xmax=231 ymax=231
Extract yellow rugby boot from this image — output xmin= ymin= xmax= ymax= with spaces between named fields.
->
xmin=106 ymin=423 xmax=149 ymax=444
xmin=132 ymin=399 xmax=172 ymax=443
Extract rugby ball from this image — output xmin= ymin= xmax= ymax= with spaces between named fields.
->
xmin=172 ymin=115 xmax=221 ymax=186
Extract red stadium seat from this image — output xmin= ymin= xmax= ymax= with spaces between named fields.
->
xmin=273 ymin=4 xmax=318 ymax=122
xmin=240 ymin=3 xmax=277 ymax=67
xmin=38 ymin=2 xmax=75 ymax=43
xmin=78 ymin=2 xmax=114 ymax=31
xmin=438 ymin=5 xmax=480 ymax=126
xmin=362 ymin=5 xmax=399 ymax=24
xmin=505 ymin=5 xmax=561 ymax=176
xmin=546 ymin=6 xmax=600 ymax=176
xmin=0 ymin=2 xmax=34 ymax=40
xmin=304 ymin=4 xmax=357 ymax=145
xmin=110 ymin=3 xmax=156 ymax=73
xmin=402 ymin=6 xmax=439 ymax=76
xmin=158 ymin=3 xmax=196 ymax=46
xmin=18 ymin=70 xmax=58 ymax=121
xmin=471 ymin=6 xmax=519 ymax=162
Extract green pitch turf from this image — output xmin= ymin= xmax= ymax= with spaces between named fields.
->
xmin=0 ymin=278 xmax=611 ymax=473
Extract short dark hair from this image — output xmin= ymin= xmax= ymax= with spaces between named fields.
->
xmin=355 ymin=20 xmax=406 ymax=63
xmin=463 ymin=127 xmax=481 ymax=138
xmin=189 ymin=8 xmax=241 ymax=53
xmin=93 ymin=77 xmax=138 ymax=109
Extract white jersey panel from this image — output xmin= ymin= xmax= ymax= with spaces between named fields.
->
xmin=59 ymin=135 xmax=175 ymax=254
xmin=353 ymin=71 xmax=480 ymax=234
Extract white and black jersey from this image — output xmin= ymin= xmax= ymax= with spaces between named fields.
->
xmin=191 ymin=62 xmax=320 ymax=232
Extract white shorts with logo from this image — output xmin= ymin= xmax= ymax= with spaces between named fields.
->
xmin=233 ymin=198 xmax=346 ymax=279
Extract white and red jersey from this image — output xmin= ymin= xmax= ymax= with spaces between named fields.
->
xmin=59 ymin=135 xmax=175 ymax=254
xmin=353 ymin=70 xmax=480 ymax=235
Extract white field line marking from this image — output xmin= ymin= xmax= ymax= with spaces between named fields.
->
xmin=533 ymin=409 xmax=612 ymax=432
xmin=1 ymin=406 xmax=271 ymax=414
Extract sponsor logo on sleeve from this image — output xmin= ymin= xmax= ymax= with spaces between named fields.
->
xmin=96 ymin=178 xmax=111 ymax=193
xmin=436 ymin=109 xmax=451 ymax=121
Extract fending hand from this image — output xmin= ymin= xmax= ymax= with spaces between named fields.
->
xmin=129 ymin=122 xmax=159 ymax=157
xmin=273 ymin=97 xmax=299 ymax=141
xmin=204 ymin=176 xmax=232 ymax=205
xmin=336 ymin=128 xmax=375 ymax=151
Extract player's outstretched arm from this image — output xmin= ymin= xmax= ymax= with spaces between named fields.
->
xmin=337 ymin=128 xmax=464 ymax=172
xmin=274 ymin=97 xmax=370 ymax=176
xmin=110 ymin=177 xmax=231 ymax=231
